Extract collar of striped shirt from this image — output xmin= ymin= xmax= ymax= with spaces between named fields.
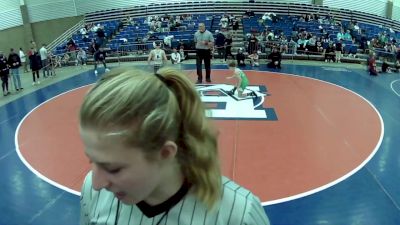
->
xmin=136 ymin=179 xmax=191 ymax=217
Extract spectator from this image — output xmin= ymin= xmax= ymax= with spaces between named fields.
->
xmin=80 ymin=25 xmax=88 ymax=38
xmin=0 ymin=52 xmax=10 ymax=96
xmin=335 ymin=39 xmax=343 ymax=63
xmin=248 ymin=50 xmax=260 ymax=66
xmin=343 ymin=30 xmax=352 ymax=41
xmin=47 ymin=52 xmax=56 ymax=76
xmin=66 ymin=38 xmax=77 ymax=65
xmin=280 ymin=36 xmax=289 ymax=54
xmin=77 ymin=48 xmax=87 ymax=66
xmin=19 ymin=48 xmax=28 ymax=72
xmin=236 ymin=48 xmax=246 ymax=67
xmin=381 ymin=58 xmax=392 ymax=73
xmin=163 ymin=35 xmax=174 ymax=48
xmin=232 ymin=18 xmax=239 ymax=35
xmin=337 ymin=29 xmax=345 ymax=41
xmin=289 ymin=37 xmax=298 ymax=54
xmin=39 ymin=44 xmax=50 ymax=78
xmin=8 ymin=48 xmax=22 ymax=91
xmin=316 ymin=37 xmax=324 ymax=53
xmin=61 ymin=52 xmax=70 ymax=66
xmin=29 ymin=48 xmax=42 ymax=85
xmin=214 ymin=30 xmax=226 ymax=61
xmin=368 ymin=52 xmax=378 ymax=76
xmin=354 ymin=22 xmax=361 ymax=35
xmin=30 ymin=40 xmax=37 ymax=52
xmin=170 ymin=48 xmax=181 ymax=64
xmin=178 ymin=45 xmax=187 ymax=61
xmin=306 ymin=36 xmax=317 ymax=54
xmin=224 ymin=33 xmax=234 ymax=61
xmin=324 ymin=41 xmax=335 ymax=63
xmin=248 ymin=33 xmax=258 ymax=55
xmin=297 ymin=36 xmax=308 ymax=54
xmin=219 ymin=15 xmax=229 ymax=29
xmin=267 ymin=47 xmax=282 ymax=69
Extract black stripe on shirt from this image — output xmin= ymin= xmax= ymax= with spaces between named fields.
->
xmin=190 ymin=199 xmax=197 ymax=225
xmin=227 ymin=186 xmax=241 ymax=224
xmin=177 ymin=197 xmax=186 ymax=225
xmin=239 ymin=192 xmax=251 ymax=224
xmin=127 ymin=205 xmax=134 ymax=225
xmin=105 ymin=197 xmax=116 ymax=223
xmin=93 ymin=190 xmax=102 ymax=217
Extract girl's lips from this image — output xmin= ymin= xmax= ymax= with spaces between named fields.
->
xmin=115 ymin=192 xmax=126 ymax=200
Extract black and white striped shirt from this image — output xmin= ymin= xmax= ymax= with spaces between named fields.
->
xmin=80 ymin=172 xmax=270 ymax=225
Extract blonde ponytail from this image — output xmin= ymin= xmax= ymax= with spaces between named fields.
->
xmin=157 ymin=67 xmax=221 ymax=209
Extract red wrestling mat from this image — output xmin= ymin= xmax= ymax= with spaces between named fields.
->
xmin=17 ymin=70 xmax=382 ymax=204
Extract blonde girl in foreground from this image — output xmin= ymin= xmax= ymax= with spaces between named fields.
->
xmin=79 ymin=67 xmax=270 ymax=225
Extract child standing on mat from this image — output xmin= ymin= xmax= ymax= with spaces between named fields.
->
xmin=147 ymin=41 xmax=167 ymax=74
xmin=226 ymin=61 xmax=257 ymax=98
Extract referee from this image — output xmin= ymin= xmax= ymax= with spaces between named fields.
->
xmin=194 ymin=23 xmax=214 ymax=84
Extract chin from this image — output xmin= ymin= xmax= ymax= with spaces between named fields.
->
xmin=120 ymin=197 xmax=139 ymax=205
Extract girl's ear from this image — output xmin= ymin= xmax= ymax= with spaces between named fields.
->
xmin=159 ymin=141 xmax=178 ymax=160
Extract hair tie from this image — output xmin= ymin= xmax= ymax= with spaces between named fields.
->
xmin=155 ymin=73 xmax=168 ymax=84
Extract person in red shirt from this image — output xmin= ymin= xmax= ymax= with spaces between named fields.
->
xmin=368 ymin=52 xmax=378 ymax=76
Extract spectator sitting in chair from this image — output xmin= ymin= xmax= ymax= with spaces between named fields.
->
xmin=248 ymin=50 xmax=259 ymax=67
xmin=324 ymin=41 xmax=335 ymax=63
xmin=170 ymin=48 xmax=181 ymax=64
xmin=62 ymin=53 xmax=70 ymax=66
xmin=179 ymin=46 xmax=187 ymax=61
xmin=163 ymin=35 xmax=174 ymax=49
xmin=77 ymin=48 xmax=87 ymax=66
xmin=316 ymin=37 xmax=324 ymax=53
xmin=267 ymin=47 xmax=282 ymax=69
xmin=394 ymin=60 xmax=400 ymax=73
xmin=343 ymin=30 xmax=352 ymax=41
xmin=381 ymin=59 xmax=392 ymax=73
xmin=280 ymin=36 xmax=289 ymax=54
xmin=368 ymin=52 xmax=378 ymax=76
xmin=236 ymin=48 xmax=246 ymax=67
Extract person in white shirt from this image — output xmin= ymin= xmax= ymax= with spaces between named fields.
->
xmin=248 ymin=50 xmax=259 ymax=66
xmin=170 ymin=48 xmax=181 ymax=64
xmin=39 ymin=44 xmax=50 ymax=78
xmin=148 ymin=41 xmax=167 ymax=74
xmin=80 ymin=26 xmax=87 ymax=36
xmin=179 ymin=46 xmax=186 ymax=61
xmin=163 ymin=35 xmax=174 ymax=48
xmin=77 ymin=48 xmax=87 ymax=67
xmin=220 ymin=16 xmax=229 ymax=29
xmin=19 ymin=48 xmax=28 ymax=72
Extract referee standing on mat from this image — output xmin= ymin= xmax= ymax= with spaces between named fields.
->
xmin=194 ymin=23 xmax=214 ymax=84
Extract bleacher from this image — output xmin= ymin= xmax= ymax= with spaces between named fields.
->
xmin=52 ymin=14 xmax=219 ymax=58
xmin=53 ymin=20 xmax=120 ymax=56
xmin=52 ymin=1 xmax=400 ymax=64
xmin=241 ymin=11 xmax=400 ymax=63
xmin=108 ymin=15 xmax=213 ymax=53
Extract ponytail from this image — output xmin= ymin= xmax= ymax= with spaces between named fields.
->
xmin=157 ymin=67 xmax=222 ymax=209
